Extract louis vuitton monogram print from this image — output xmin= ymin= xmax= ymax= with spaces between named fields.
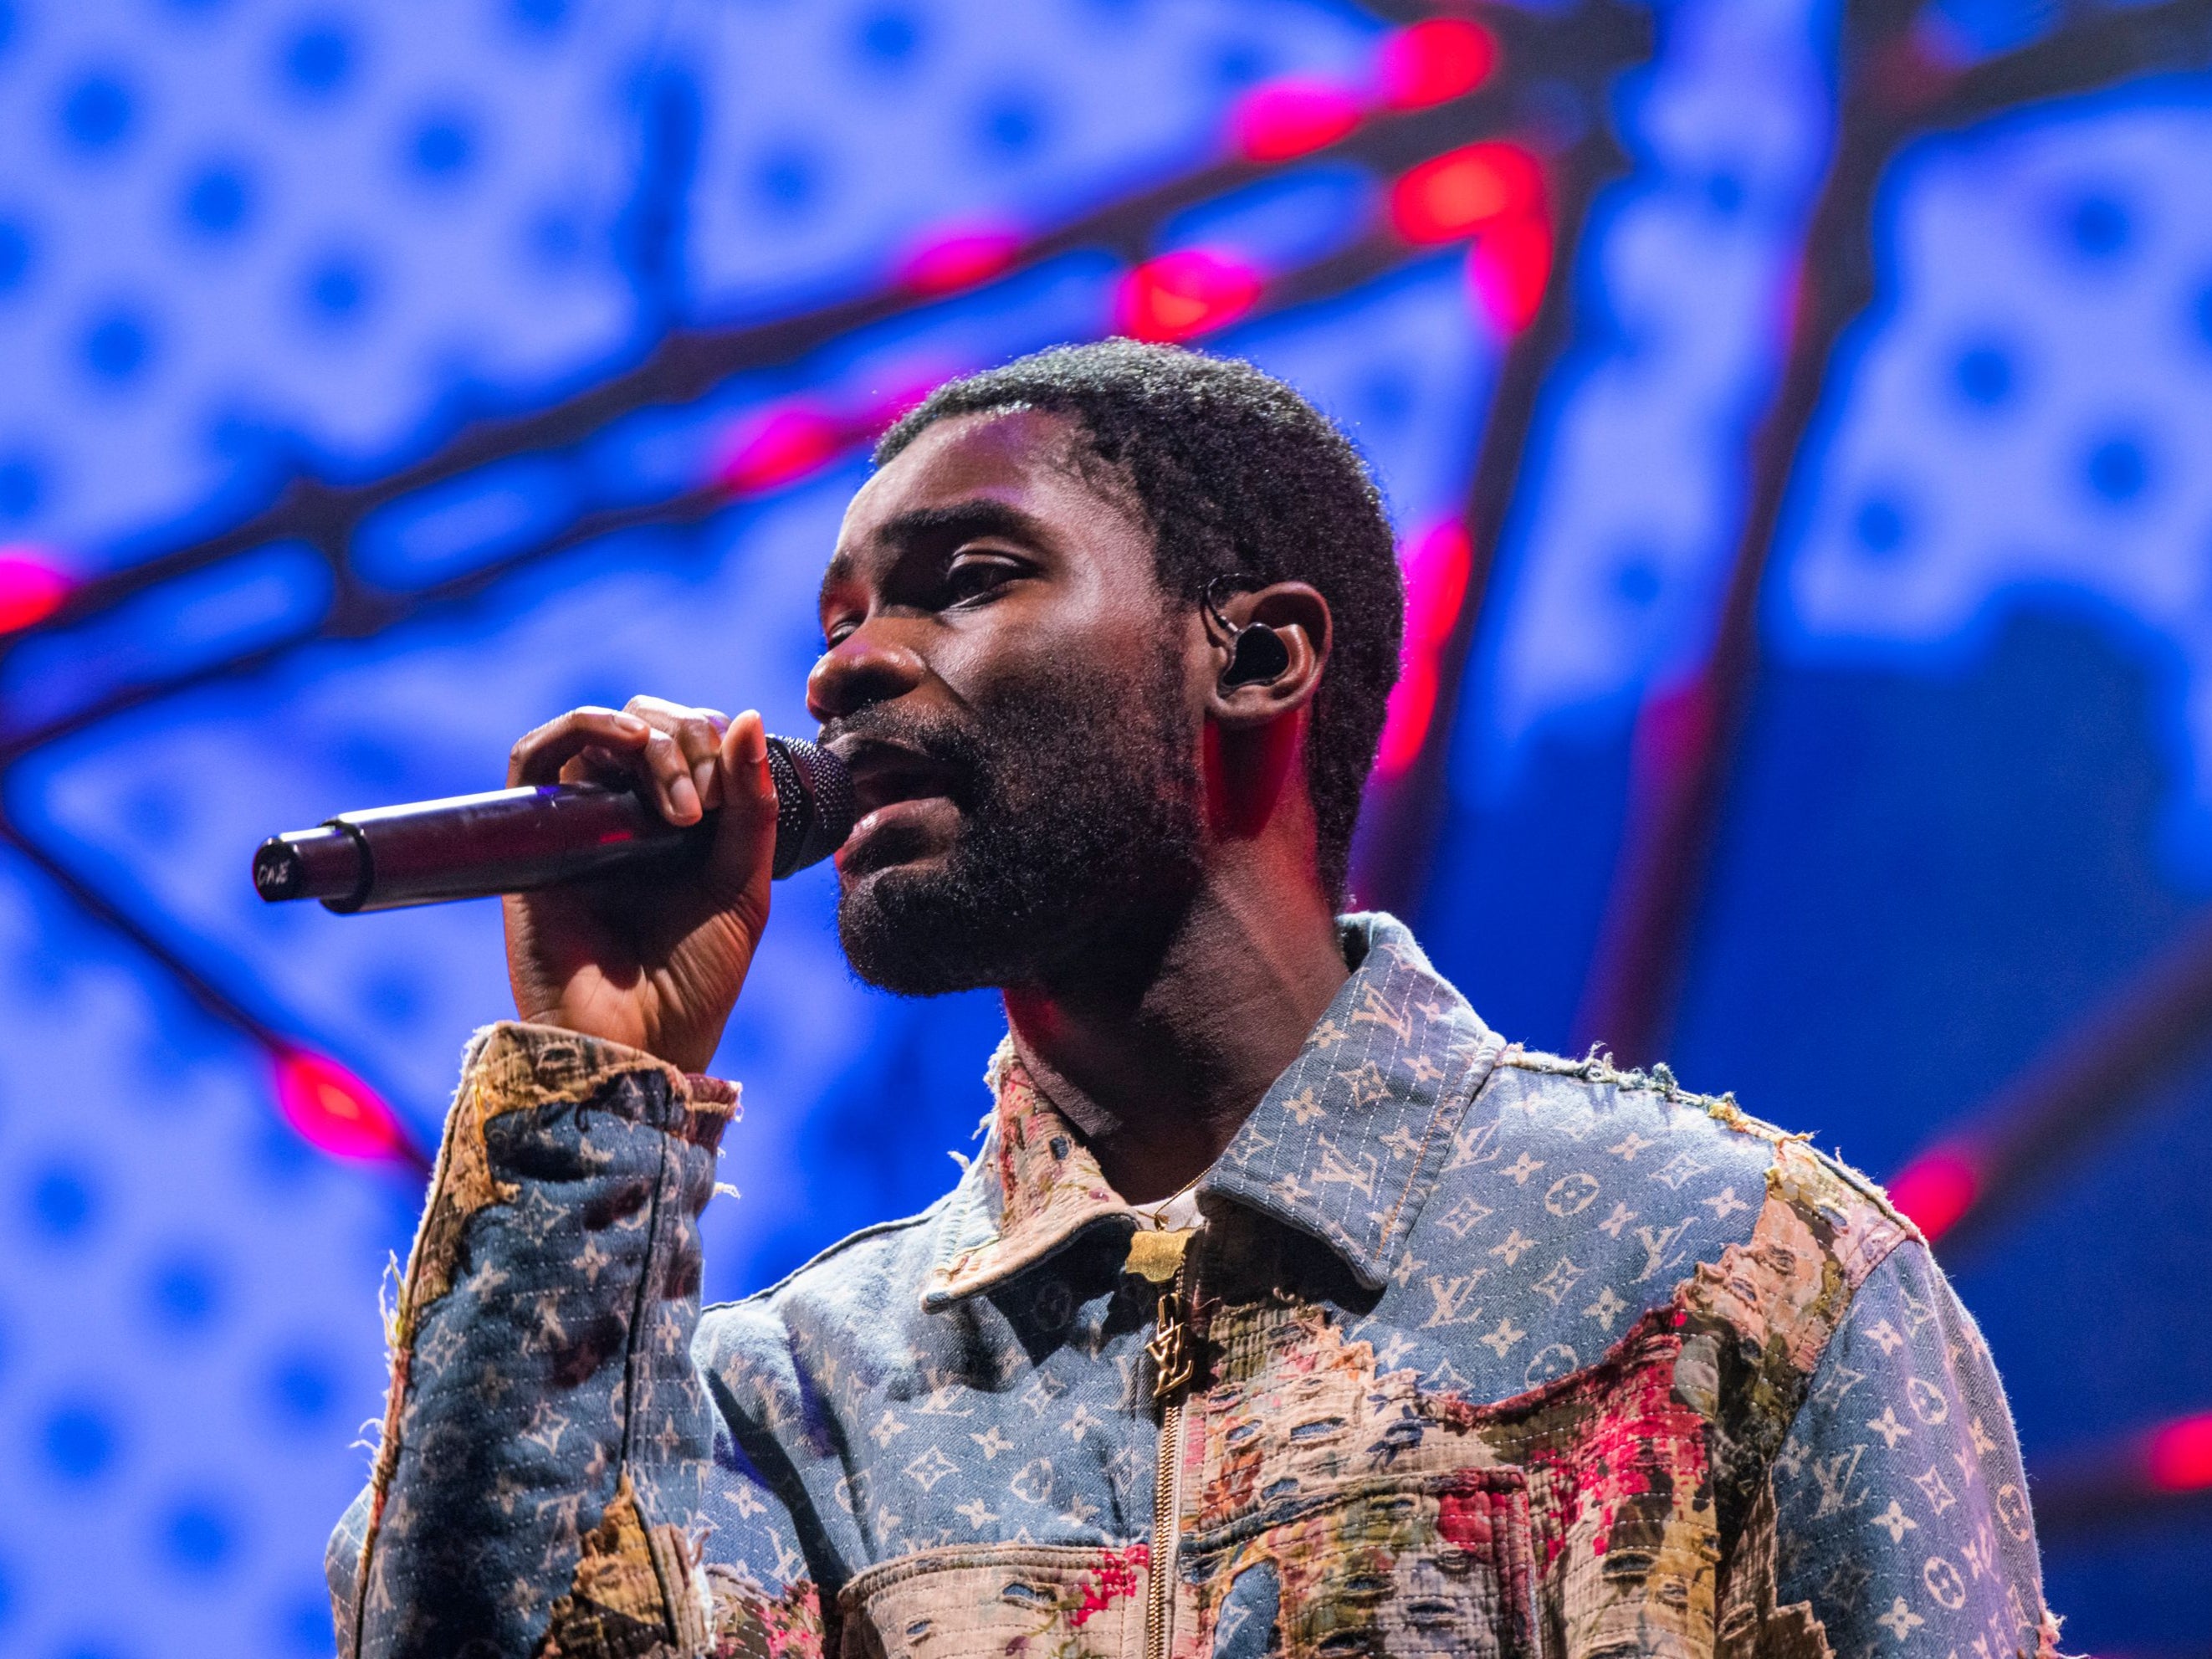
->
xmin=1769 ymin=1245 xmax=2057 ymax=1659
xmin=335 ymin=915 xmax=2055 ymax=1659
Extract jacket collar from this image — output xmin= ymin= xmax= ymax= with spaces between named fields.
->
xmin=921 ymin=914 xmax=1504 ymax=1310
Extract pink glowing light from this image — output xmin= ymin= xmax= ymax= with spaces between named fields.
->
xmin=1376 ymin=522 xmax=1474 ymax=779
xmin=1378 ymin=18 xmax=1498 ymax=110
xmin=1468 ymin=213 xmax=1553 ymax=332
xmin=718 ymin=407 xmax=846 ymax=494
xmin=0 ymin=548 xmax=73 ymax=634
xmin=273 ymin=1047 xmax=422 ymax=1167
xmin=713 ymin=381 xmax=954 ymax=499
xmin=2147 ymin=1413 xmax=2212 ymax=1493
xmin=1887 ymin=1146 xmax=1981 ymax=1242
xmin=1378 ymin=658 xmax=1440 ymax=780
xmin=1404 ymin=520 xmax=1474 ymax=648
xmin=1230 ymin=80 xmax=1364 ymax=161
xmin=1116 ymin=251 xmax=1263 ymax=343
xmin=899 ymin=228 xmax=1023 ymax=296
xmin=1389 ymin=142 xmax=1541 ymax=245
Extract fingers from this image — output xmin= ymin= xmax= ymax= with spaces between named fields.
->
xmin=509 ymin=706 xmax=648 ymax=787
xmin=626 ymin=694 xmax=730 ymax=812
xmin=509 ymin=699 xmax=731 ymax=825
xmin=704 ymin=709 xmax=777 ymax=917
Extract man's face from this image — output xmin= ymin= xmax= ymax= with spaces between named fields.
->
xmin=811 ymin=407 xmax=1206 ymax=994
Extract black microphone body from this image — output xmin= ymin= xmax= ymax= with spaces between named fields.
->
xmin=252 ymin=736 xmax=854 ymax=913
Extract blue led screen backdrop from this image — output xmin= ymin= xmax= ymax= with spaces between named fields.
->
xmin=3 ymin=0 xmax=2210 ymax=1651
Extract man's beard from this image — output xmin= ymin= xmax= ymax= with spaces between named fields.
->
xmin=831 ymin=654 xmax=1205 ymax=996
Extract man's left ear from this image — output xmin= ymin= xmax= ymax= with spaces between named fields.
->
xmin=1204 ymin=581 xmax=1330 ymax=728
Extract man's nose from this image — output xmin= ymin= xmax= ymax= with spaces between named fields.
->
xmin=806 ymin=624 xmax=928 ymax=724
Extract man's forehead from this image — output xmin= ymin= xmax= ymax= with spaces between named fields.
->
xmin=832 ymin=407 xmax=1129 ymax=565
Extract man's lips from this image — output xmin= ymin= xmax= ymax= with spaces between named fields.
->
xmin=829 ymin=738 xmax=962 ymax=866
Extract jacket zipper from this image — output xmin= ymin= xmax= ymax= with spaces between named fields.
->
xmin=1145 ymin=1255 xmax=1195 ymax=1659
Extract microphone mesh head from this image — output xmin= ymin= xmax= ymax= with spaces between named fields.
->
xmin=765 ymin=736 xmax=857 ymax=878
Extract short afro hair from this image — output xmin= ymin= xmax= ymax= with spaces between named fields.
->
xmin=874 ymin=340 xmax=1403 ymax=902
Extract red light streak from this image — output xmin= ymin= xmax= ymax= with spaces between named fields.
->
xmin=1378 ymin=18 xmax=1498 ymax=110
xmin=718 ymin=407 xmax=846 ymax=494
xmin=1377 ymin=521 xmax=1474 ymax=778
xmin=711 ymin=380 xmax=952 ymax=499
xmin=1386 ymin=144 xmax=1552 ymax=333
xmin=898 ymin=228 xmax=1023 ymax=296
xmin=1467 ymin=213 xmax=1552 ymax=332
xmin=1390 ymin=142 xmax=1541 ymax=244
xmin=1117 ymin=251 xmax=1262 ymax=343
xmin=0 ymin=548 xmax=73 ymax=634
xmin=272 ymin=1047 xmax=422 ymax=1168
xmin=1230 ymin=80 xmax=1364 ymax=161
xmin=1887 ymin=1145 xmax=1981 ymax=1242
xmin=2146 ymin=1412 xmax=2212 ymax=1493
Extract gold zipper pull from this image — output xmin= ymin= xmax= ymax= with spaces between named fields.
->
xmin=1147 ymin=1264 xmax=1194 ymax=1401
xmin=1126 ymin=1226 xmax=1196 ymax=1403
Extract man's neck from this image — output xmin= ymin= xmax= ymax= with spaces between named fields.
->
xmin=1001 ymin=869 xmax=1349 ymax=1205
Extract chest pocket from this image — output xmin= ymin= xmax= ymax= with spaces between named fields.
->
xmin=1179 ymin=1468 xmax=1539 ymax=1659
xmin=836 ymin=1543 xmax=1150 ymax=1659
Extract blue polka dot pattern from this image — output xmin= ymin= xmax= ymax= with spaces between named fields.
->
xmin=159 ymin=1498 xmax=235 ymax=1575
xmin=265 ymin=1349 xmax=338 ymax=1427
xmin=42 ymin=1403 xmax=116 ymax=1482
xmin=80 ymin=313 xmax=153 ymax=384
xmin=0 ymin=0 xmax=2206 ymax=1648
xmin=59 ymin=74 xmax=135 ymax=151
xmin=181 ymin=166 xmax=253 ymax=236
xmin=1953 ymin=341 xmax=2012 ymax=406
xmin=1774 ymin=87 xmax=2212 ymax=870
xmin=28 ymin=1165 xmax=97 ymax=1241
xmin=1472 ymin=0 xmax=1836 ymax=759
xmin=0 ymin=221 xmax=31 ymax=290
xmin=146 ymin=1251 xmax=226 ymax=1332
xmin=2083 ymin=433 xmax=2149 ymax=504
xmin=280 ymin=24 xmax=353 ymax=96
xmin=2064 ymin=191 xmax=2130 ymax=259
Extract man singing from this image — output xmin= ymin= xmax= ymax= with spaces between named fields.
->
xmin=330 ymin=342 xmax=2056 ymax=1658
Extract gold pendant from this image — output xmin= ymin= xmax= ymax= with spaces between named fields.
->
xmin=1124 ymin=1226 xmax=1193 ymax=1285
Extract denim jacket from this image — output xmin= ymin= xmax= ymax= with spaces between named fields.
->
xmin=329 ymin=914 xmax=2056 ymax=1659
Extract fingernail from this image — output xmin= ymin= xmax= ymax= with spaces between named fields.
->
xmin=694 ymin=760 xmax=718 ymax=808
xmin=741 ymin=714 xmax=767 ymax=764
xmin=615 ymin=714 xmax=648 ymax=735
xmin=671 ymin=774 xmax=702 ymax=821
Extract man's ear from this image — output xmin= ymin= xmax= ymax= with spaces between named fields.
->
xmin=1204 ymin=581 xmax=1331 ymax=729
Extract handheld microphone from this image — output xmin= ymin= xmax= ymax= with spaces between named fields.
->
xmin=251 ymin=736 xmax=854 ymax=914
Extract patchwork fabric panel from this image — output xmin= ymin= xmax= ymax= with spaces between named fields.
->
xmin=836 ymin=1544 xmax=1150 ymax=1658
xmin=1179 ymin=1297 xmax=1716 ymax=1658
xmin=1178 ymin=1471 xmax=1538 ymax=1659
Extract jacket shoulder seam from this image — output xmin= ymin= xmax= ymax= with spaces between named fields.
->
xmin=1496 ymin=1043 xmax=1820 ymax=1151
xmin=705 ymin=1191 xmax=955 ymax=1312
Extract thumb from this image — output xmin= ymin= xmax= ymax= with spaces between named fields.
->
xmin=704 ymin=709 xmax=777 ymax=931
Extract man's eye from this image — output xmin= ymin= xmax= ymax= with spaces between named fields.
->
xmin=941 ymin=556 xmax=1020 ymax=605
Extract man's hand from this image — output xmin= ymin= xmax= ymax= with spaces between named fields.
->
xmin=503 ymin=696 xmax=778 ymax=1073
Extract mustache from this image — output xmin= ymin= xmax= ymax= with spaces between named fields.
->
xmin=819 ymin=705 xmax=992 ymax=790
